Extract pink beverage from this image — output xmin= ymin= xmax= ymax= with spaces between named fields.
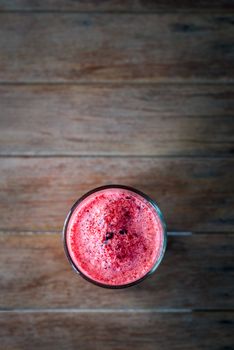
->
xmin=63 ymin=185 xmax=166 ymax=288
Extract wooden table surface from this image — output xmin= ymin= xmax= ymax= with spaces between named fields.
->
xmin=0 ymin=1 xmax=234 ymax=349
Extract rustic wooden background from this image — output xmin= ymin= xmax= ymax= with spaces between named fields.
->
xmin=0 ymin=1 xmax=234 ymax=349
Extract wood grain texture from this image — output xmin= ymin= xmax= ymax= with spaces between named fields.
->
xmin=0 ymin=1 xmax=233 ymax=348
xmin=1 ymin=0 xmax=234 ymax=11
xmin=0 ymin=157 xmax=233 ymax=232
xmin=1 ymin=84 xmax=234 ymax=156
xmin=0 ymin=234 xmax=233 ymax=309
xmin=0 ymin=14 xmax=234 ymax=82
xmin=0 ymin=311 xmax=233 ymax=350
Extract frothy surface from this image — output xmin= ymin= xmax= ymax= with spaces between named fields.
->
xmin=66 ymin=188 xmax=165 ymax=286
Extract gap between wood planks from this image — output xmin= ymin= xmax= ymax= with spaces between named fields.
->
xmin=0 ymin=308 xmax=233 ymax=313
xmin=0 ymin=155 xmax=233 ymax=158
xmin=0 ymin=80 xmax=234 ymax=85
xmin=0 ymin=10 xmax=234 ymax=14
xmin=1 ymin=230 xmax=234 ymax=235
xmin=0 ymin=308 xmax=192 ymax=313
xmin=0 ymin=230 xmax=191 ymax=236
xmin=0 ymin=81 xmax=234 ymax=85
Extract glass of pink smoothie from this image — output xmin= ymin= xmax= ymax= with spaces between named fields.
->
xmin=63 ymin=185 xmax=167 ymax=288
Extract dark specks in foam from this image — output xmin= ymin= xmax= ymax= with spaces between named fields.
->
xmin=105 ymin=232 xmax=114 ymax=240
xmin=119 ymin=229 xmax=127 ymax=235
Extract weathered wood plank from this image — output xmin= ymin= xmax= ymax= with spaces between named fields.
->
xmin=0 ymin=234 xmax=233 ymax=309
xmin=0 ymin=158 xmax=233 ymax=232
xmin=0 ymin=14 xmax=233 ymax=82
xmin=1 ymin=0 xmax=234 ymax=11
xmin=0 ymin=311 xmax=233 ymax=350
xmin=1 ymin=84 xmax=233 ymax=156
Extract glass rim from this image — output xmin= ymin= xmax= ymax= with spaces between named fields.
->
xmin=62 ymin=184 xmax=167 ymax=289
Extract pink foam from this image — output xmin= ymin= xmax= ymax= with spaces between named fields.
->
xmin=66 ymin=188 xmax=165 ymax=286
